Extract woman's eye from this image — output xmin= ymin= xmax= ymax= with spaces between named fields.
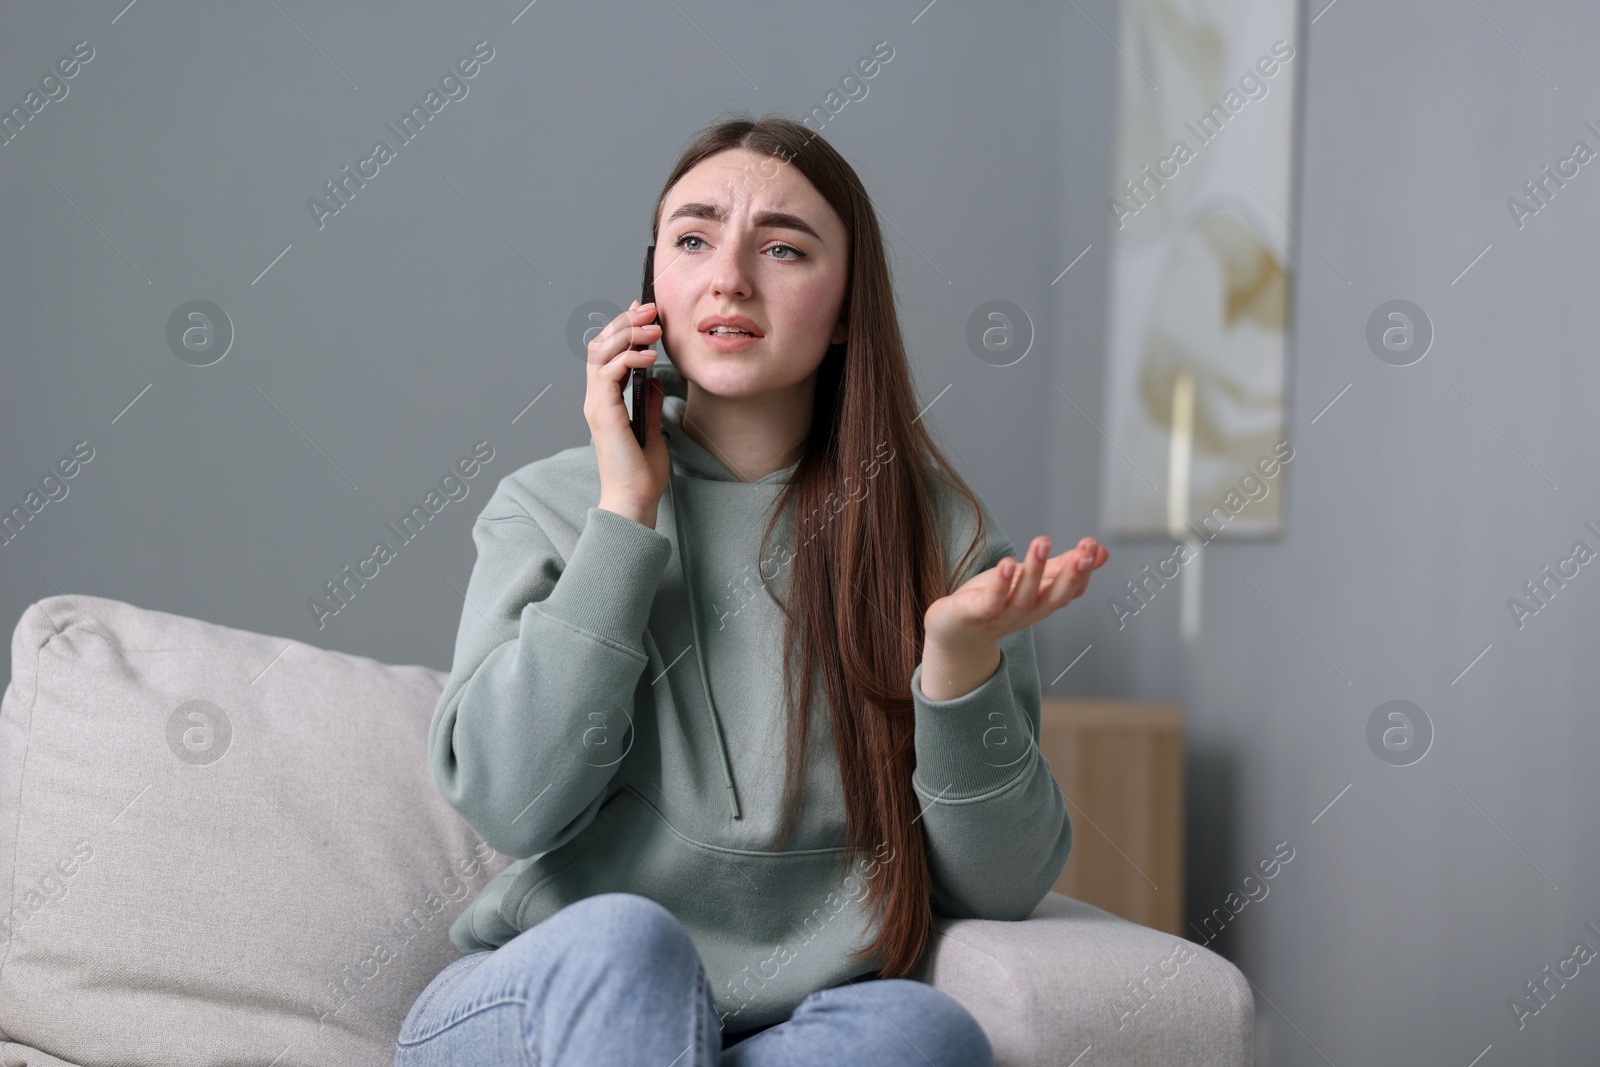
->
xmin=671 ymin=235 xmax=804 ymax=260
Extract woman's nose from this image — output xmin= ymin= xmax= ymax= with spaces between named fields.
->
xmin=707 ymin=244 xmax=754 ymax=300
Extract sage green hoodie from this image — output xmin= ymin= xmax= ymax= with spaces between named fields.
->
xmin=429 ymin=394 xmax=1072 ymax=1032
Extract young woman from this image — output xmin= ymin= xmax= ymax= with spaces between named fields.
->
xmin=398 ymin=113 xmax=1109 ymax=1066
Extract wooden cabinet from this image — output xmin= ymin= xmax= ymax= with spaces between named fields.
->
xmin=1037 ymin=699 xmax=1184 ymax=936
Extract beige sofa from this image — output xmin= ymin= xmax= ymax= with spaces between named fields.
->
xmin=0 ymin=594 xmax=1253 ymax=1066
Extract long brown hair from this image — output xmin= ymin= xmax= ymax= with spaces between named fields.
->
xmin=648 ymin=113 xmax=990 ymax=978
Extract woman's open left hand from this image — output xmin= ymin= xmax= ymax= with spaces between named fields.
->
xmin=924 ymin=536 xmax=1108 ymax=651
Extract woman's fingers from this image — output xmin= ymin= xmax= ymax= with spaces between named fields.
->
xmin=596 ymin=316 xmax=662 ymax=412
xmin=606 ymin=347 xmax=655 ymax=384
xmin=1076 ymin=537 xmax=1105 ymax=572
xmin=961 ymin=534 xmax=1106 ymax=633
xmin=992 ymin=558 xmax=1017 ymax=607
xmin=1030 ymin=557 xmax=1084 ymax=618
xmin=1013 ymin=536 xmax=1050 ymax=611
xmin=1030 ymin=539 xmax=1105 ymax=616
xmin=587 ymin=323 xmax=657 ymax=415
xmin=584 ymin=348 xmax=654 ymax=427
xmin=586 ymin=302 xmax=661 ymax=368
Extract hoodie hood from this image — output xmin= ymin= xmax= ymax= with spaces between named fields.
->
xmin=660 ymin=395 xmax=801 ymax=486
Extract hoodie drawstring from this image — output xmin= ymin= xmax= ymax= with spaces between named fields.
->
xmin=662 ymin=427 xmax=743 ymax=820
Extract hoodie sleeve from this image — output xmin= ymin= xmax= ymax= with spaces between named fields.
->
xmin=908 ymin=503 xmax=1074 ymax=922
xmin=430 ymin=487 xmax=673 ymax=860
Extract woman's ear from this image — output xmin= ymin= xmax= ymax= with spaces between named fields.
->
xmin=830 ymin=320 xmax=848 ymax=345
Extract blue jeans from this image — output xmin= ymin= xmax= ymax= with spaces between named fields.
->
xmin=395 ymin=892 xmax=994 ymax=1066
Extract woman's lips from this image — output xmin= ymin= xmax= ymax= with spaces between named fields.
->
xmin=700 ymin=329 xmax=762 ymax=352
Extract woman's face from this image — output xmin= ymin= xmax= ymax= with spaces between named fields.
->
xmin=653 ymin=148 xmax=849 ymax=401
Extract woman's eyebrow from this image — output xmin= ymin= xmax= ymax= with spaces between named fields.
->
xmin=665 ymin=201 xmax=823 ymax=243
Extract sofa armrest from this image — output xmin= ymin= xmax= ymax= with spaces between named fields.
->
xmin=913 ymin=892 xmax=1254 ymax=1067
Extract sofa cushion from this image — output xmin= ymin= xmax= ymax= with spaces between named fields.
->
xmin=0 ymin=594 xmax=513 ymax=1067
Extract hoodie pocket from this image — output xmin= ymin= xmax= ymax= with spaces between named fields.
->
xmin=495 ymin=787 xmax=642 ymax=930
xmin=495 ymin=783 xmax=891 ymax=1029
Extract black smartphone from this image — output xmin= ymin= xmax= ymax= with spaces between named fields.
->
xmin=624 ymin=244 xmax=661 ymax=448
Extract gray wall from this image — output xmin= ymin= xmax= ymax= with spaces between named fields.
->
xmin=1082 ymin=1 xmax=1600 ymax=1065
xmin=2 ymin=1 xmax=1595 ymax=1064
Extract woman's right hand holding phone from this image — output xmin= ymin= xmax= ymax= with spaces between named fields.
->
xmin=586 ymin=299 xmax=669 ymax=529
